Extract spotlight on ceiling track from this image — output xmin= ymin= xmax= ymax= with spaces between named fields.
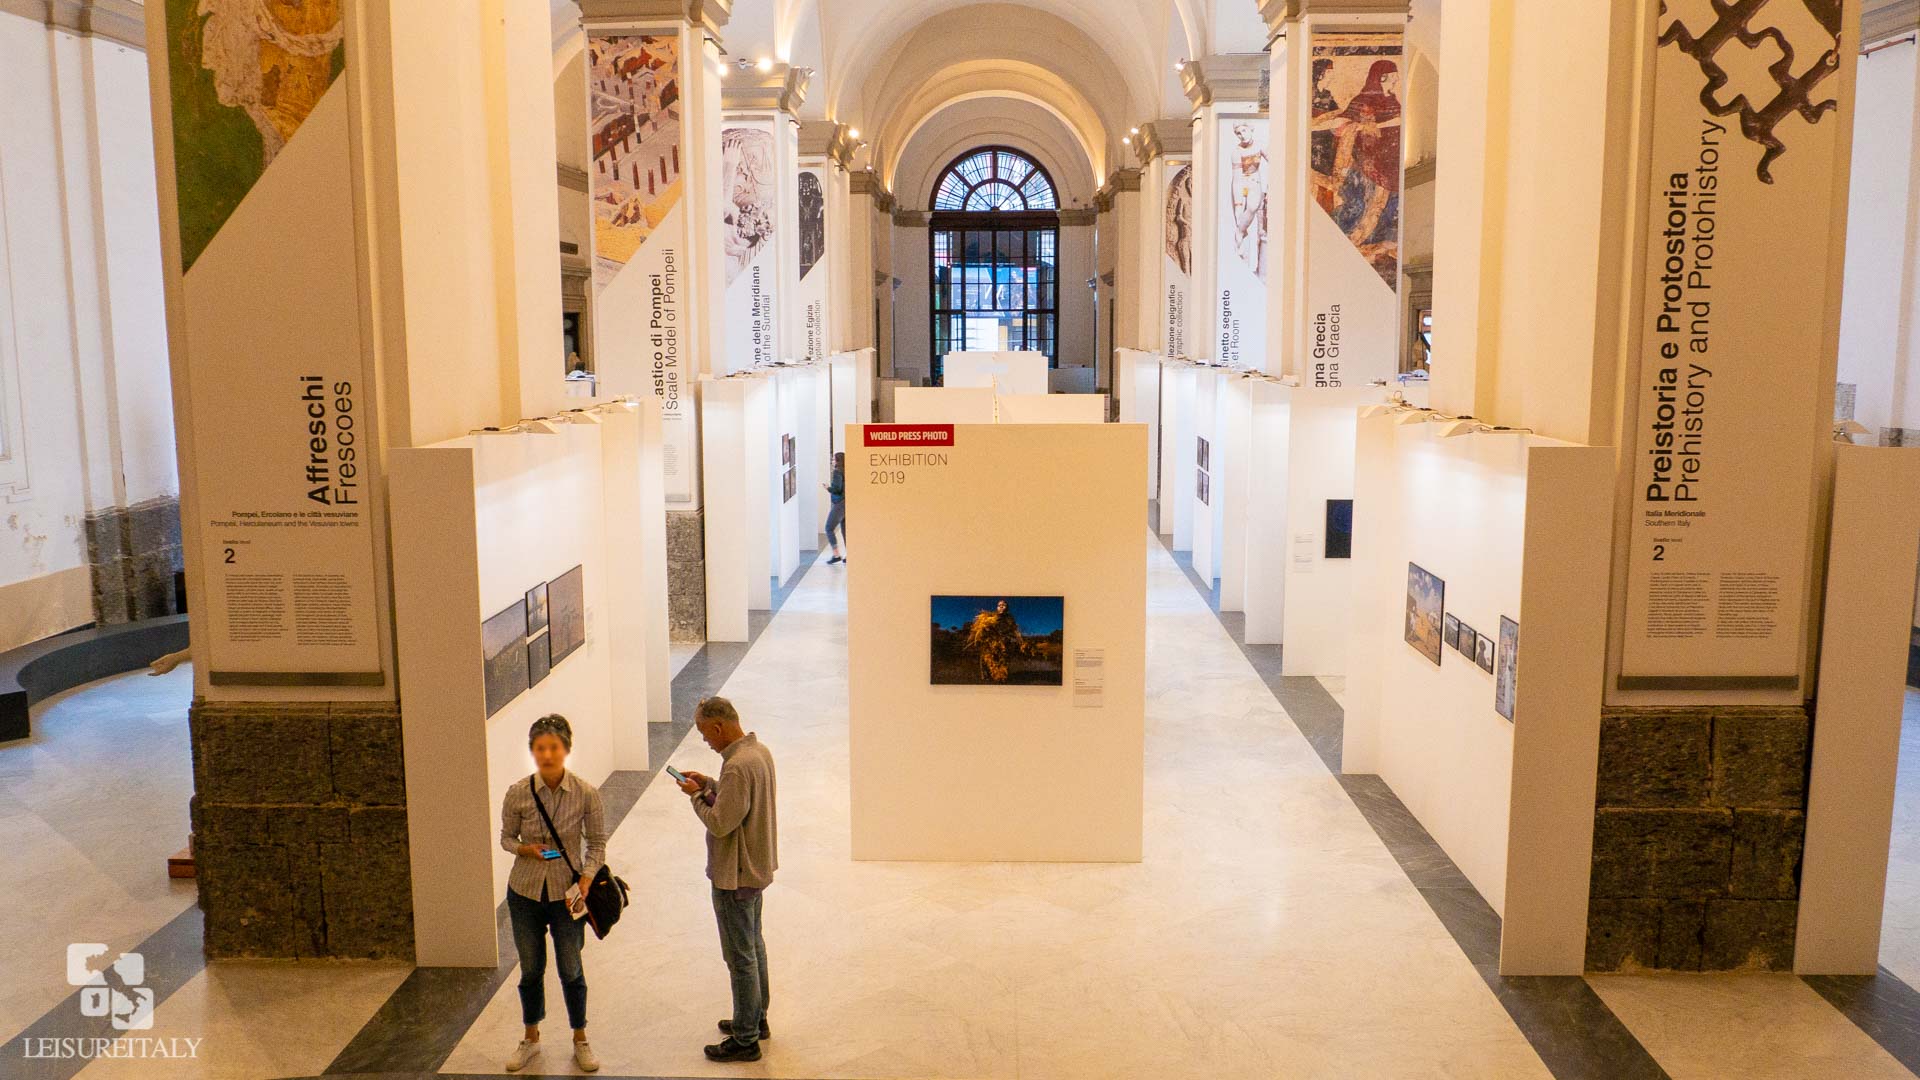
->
xmin=1436 ymin=419 xmax=1479 ymax=438
xmin=1393 ymin=409 xmax=1433 ymax=426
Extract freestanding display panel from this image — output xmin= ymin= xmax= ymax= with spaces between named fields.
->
xmin=847 ymin=422 xmax=1148 ymax=861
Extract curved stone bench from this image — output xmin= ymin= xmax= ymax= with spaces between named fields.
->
xmin=0 ymin=615 xmax=190 ymax=742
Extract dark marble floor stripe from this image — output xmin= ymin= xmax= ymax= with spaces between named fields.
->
xmin=6 ymin=904 xmax=206 ymax=1080
xmin=324 ymin=556 xmax=820 ymax=1076
xmin=1156 ymin=530 xmax=1669 ymax=1080
xmin=1805 ymin=969 xmax=1920 ymax=1075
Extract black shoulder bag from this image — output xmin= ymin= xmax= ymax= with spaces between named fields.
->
xmin=530 ymin=775 xmax=630 ymax=940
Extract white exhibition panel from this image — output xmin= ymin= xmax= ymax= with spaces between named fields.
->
xmin=995 ymin=393 xmax=1107 ymax=424
xmin=390 ymin=424 xmax=659 ymax=966
xmin=772 ymin=371 xmax=802 ymax=583
xmin=1277 ymin=387 xmax=1379 ymax=675
xmin=1217 ymin=375 xmax=1253 ymax=612
xmin=1190 ymin=369 xmax=1222 ymax=581
xmin=600 ymin=400 xmax=672 ymax=725
xmin=828 ymin=349 xmax=876 ymax=453
xmin=1161 ymin=364 xmax=1198 ymax=544
xmin=702 ymin=376 xmax=775 ymax=642
xmin=848 ymin=422 xmax=1148 ymax=861
xmin=895 ymin=386 xmax=996 ymax=424
xmin=1796 ymin=446 xmax=1920 ymax=974
xmin=1115 ymin=349 xmax=1162 ymax=499
xmin=799 ymin=365 xmax=832 ymax=544
xmin=1242 ymin=381 xmax=1293 ymax=644
xmin=942 ymin=350 xmax=1049 ymax=395
xmin=1341 ymin=417 xmax=1612 ymax=975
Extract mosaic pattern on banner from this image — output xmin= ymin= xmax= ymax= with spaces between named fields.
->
xmin=590 ymin=34 xmax=682 ymax=290
xmin=1309 ymin=32 xmax=1402 ymax=289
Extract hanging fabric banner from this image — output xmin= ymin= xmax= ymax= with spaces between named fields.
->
xmin=587 ymin=30 xmax=695 ymax=502
xmin=722 ymin=116 xmax=781 ymax=371
xmin=796 ymin=162 xmax=831 ymax=362
xmin=1618 ymin=1 xmax=1849 ymax=687
xmin=1303 ymin=29 xmax=1403 ymax=386
xmin=1215 ymin=118 xmax=1269 ymax=366
xmin=1162 ymin=157 xmax=1195 ymax=358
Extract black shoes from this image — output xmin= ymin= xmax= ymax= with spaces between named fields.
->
xmin=827 ymin=555 xmax=844 ymax=564
xmin=716 ymin=1019 xmax=771 ymax=1040
xmin=704 ymin=1037 xmax=762 ymax=1062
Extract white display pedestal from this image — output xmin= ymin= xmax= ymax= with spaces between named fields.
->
xmin=1115 ymin=349 xmax=1162 ymax=499
xmin=601 ymin=399 xmax=673 ymax=724
xmin=995 ymin=393 xmax=1106 ymax=423
xmin=389 ymin=419 xmax=661 ymax=966
xmin=1341 ymin=415 xmax=1613 ymax=975
xmin=1190 ymin=368 xmax=1223 ymax=582
xmin=829 ymin=349 xmax=875 ymax=453
xmin=895 ymin=386 xmax=996 ymax=423
xmin=942 ymin=350 xmax=1049 ymax=395
xmin=847 ymin=422 xmax=1148 ymax=861
xmin=1796 ymin=446 xmax=1920 ymax=973
xmin=1159 ymin=363 xmax=1198 ymax=544
xmin=702 ymin=375 xmax=776 ymax=642
xmin=1218 ymin=375 xmax=1254 ymax=612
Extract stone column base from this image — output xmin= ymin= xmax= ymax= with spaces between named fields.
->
xmin=1586 ymin=705 xmax=1810 ymax=972
xmin=190 ymin=700 xmax=413 ymax=960
xmin=667 ymin=507 xmax=707 ymax=641
xmin=85 ymin=496 xmax=184 ymax=624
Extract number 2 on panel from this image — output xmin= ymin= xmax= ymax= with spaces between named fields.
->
xmin=1652 ymin=544 xmax=1664 ymax=562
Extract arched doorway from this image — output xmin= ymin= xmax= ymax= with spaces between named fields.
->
xmin=929 ymin=147 xmax=1061 ymax=380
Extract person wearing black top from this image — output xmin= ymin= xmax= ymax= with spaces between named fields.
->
xmin=823 ymin=452 xmax=847 ymax=564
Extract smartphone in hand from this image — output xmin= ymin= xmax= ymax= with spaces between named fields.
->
xmin=665 ymin=765 xmax=689 ymax=784
xmin=541 ymin=849 xmax=563 ymax=860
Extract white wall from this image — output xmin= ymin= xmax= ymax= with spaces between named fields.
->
xmin=848 ymin=423 xmax=1147 ymax=860
xmin=1837 ymin=41 xmax=1918 ymax=437
xmin=0 ymin=16 xmax=178 ymax=648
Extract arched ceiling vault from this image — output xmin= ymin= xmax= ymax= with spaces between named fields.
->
xmin=877 ymin=63 xmax=1108 ymax=189
xmin=893 ymin=97 xmax=1098 ymax=210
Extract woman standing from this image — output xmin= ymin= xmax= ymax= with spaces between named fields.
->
xmin=824 ymin=451 xmax=848 ymax=564
xmin=498 ymin=714 xmax=608 ymax=1072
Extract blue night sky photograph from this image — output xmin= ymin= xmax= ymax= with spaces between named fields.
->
xmin=930 ymin=595 xmax=1064 ymax=636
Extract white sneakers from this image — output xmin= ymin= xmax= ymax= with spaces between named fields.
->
xmin=504 ymin=1038 xmax=540 ymax=1072
xmin=574 ymin=1040 xmax=601 ymax=1072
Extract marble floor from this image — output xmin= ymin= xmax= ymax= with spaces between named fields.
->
xmin=6 ymin=543 xmax=1920 ymax=1079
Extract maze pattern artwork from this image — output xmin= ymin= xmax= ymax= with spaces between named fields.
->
xmin=1658 ymin=0 xmax=1844 ymax=183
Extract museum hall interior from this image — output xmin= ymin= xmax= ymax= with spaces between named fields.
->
xmin=8 ymin=0 xmax=1920 ymax=1076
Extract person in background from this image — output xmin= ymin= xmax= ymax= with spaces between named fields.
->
xmin=676 ymin=697 xmax=779 ymax=1063
xmin=823 ymin=451 xmax=847 ymax=564
xmin=498 ymin=714 xmax=607 ymax=1073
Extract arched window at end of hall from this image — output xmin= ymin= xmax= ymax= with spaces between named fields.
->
xmin=929 ymin=147 xmax=1061 ymax=375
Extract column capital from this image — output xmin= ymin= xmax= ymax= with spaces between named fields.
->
xmin=1181 ymin=54 xmax=1268 ymax=110
xmin=1133 ymin=119 xmax=1193 ymax=165
xmin=1097 ymin=168 xmax=1142 ymax=210
xmin=1865 ymin=0 xmax=1920 ymax=44
xmin=720 ymin=62 xmax=810 ymax=115
xmin=15 ymin=0 xmax=144 ymax=49
xmin=850 ymin=169 xmax=895 ymax=213
xmin=579 ymin=0 xmax=732 ymax=37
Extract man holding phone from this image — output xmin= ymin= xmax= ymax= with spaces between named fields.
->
xmin=674 ymin=697 xmax=778 ymax=1063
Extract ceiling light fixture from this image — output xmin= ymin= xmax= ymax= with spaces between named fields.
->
xmin=1130 ymin=126 xmax=1140 ymax=135
xmin=848 ymin=127 xmax=861 ymax=140
xmin=756 ymin=57 xmax=773 ymax=72
xmin=1122 ymin=136 xmax=1131 ymax=146
xmin=1175 ymin=59 xmax=1187 ymax=72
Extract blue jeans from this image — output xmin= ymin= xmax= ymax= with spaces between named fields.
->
xmin=509 ymin=888 xmax=587 ymax=1030
xmin=712 ymin=887 xmax=769 ymax=1044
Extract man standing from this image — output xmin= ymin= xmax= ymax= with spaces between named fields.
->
xmin=676 ymin=697 xmax=778 ymax=1063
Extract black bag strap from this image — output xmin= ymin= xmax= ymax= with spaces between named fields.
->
xmin=529 ymin=774 xmax=581 ymax=880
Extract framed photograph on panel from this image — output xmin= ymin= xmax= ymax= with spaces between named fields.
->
xmin=548 ymin=565 xmax=587 ymax=665
xmin=1403 ymin=563 xmax=1444 ymax=666
xmin=1325 ymin=499 xmax=1353 ymax=559
xmin=1454 ymin=620 xmax=1475 ymax=655
xmin=525 ymin=582 xmax=549 ymax=635
xmin=1443 ymin=613 xmax=1460 ymax=648
xmin=483 ymin=600 xmax=530 ymax=718
xmin=1495 ymin=616 xmax=1519 ymax=721
xmin=527 ymin=629 xmax=552 ymax=686
xmin=929 ymin=595 xmax=1065 ymax=686
xmin=1475 ymin=632 xmax=1496 ymax=674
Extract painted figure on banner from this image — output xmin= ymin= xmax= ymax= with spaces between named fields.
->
xmin=165 ymin=0 xmax=346 ymax=271
xmin=1658 ymin=0 xmax=1843 ymax=183
xmin=1310 ymin=35 xmax=1403 ymax=288
xmin=1227 ymin=123 xmax=1269 ymax=282
xmin=798 ymin=171 xmax=826 ymax=279
xmin=1165 ymin=165 xmax=1194 ymax=276
xmin=589 ymin=35 xmax=681 ymax=289
xmin=722 ymin=127 xmax=777 ymax=283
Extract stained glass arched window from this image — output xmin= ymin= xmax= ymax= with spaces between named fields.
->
xmin=931 ymin=148 xmax=1059 ymax=212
